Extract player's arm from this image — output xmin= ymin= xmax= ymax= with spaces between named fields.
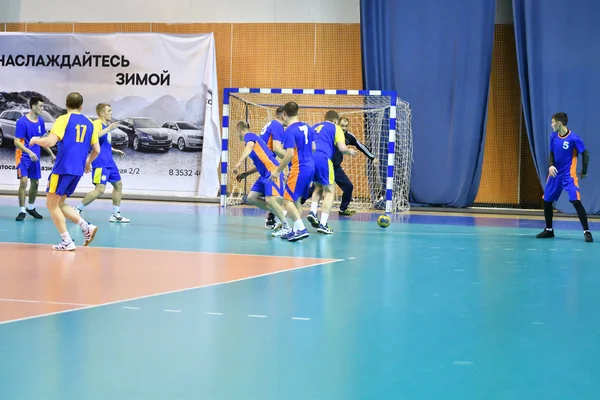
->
xmin=233 ymin=141 xmax=255 ymax=171
xmin=271 ymin=126 xmax=286 ymax=158
xmin=575 ymin=137 xmax=589 ymax=177
xmin=275 ymin=148 xmax=294 ymax=175
xmin=84 ymin=124 xmax=101 ymax=173
xmin=98 ymin=121 xmax=120 ymax=138
xmin=346 ymin=131 xmax=375 ymax=160
xmin=43 ymin=146 xmax=56 ymax=161
xmin=31 ymin=115 xmax=67 ymax=148
xmin=236 ymin=167 xmax=259 ymax=182
xmin=334 ymin=126 xmax=356 ymax=156
xmin=581 ymin=150 xmax=589 ymax=176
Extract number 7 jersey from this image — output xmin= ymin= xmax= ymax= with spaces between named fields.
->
xmin=51 ymin=112 xmax=100 ymax=176
xmin=283 ymin=121 xmax=315 ymax=168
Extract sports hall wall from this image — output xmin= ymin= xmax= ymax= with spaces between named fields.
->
xmin=0 ymin=0 xmax=541 ymax=208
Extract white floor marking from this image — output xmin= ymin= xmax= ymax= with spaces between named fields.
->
xmin=248 ymin=314 xmax=267 ymax=318
xmin=0 ymin=258 xmax=344 ymax=326
xmin=122 ymin=306 xmax=140 ymax=310
xmin=292 ymin=317 xmax=311 ymax=321
xmin=348 ymin=257 xmax=356 ymax=260
xmin=0 ymin=298 xmax=90 ymax=307
xmin=164 ymin=309 xmax=182 ymax=313
xmin=206 ymin=312 xmax=223 ymax=316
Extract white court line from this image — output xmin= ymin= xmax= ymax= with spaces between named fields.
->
xmin=0 ymin=258 xmax=344 ymax=326
xmin=292 ymin=317 xmax=311 ymax=321
xmin=206 ymin=312 xmax=223 ymax=316
xmin=164 ymin=309 xmax=182 ymax=313
xmin=122 ymin=306 xmax=140 ymax=310
xmin=0 ymin=298 xmax=90 ymax=307
xmin=5 ymin=241 xmax=335 ymax=260
xmin=248 ymin=314 xmax=267 ymax=318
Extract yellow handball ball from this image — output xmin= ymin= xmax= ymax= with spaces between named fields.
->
xmin=377 ymin=214 xmax=391 ymax=228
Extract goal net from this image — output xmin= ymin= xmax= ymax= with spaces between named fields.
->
xmin=220 ymin=88 xmax=413 ymax=213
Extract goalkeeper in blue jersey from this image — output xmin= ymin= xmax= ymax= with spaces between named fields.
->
xmin=537 ymin=112 xmax=593 ymax=242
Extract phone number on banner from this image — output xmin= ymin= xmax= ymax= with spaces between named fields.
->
xmin=169 ymin=169 xmax=200 ymax=177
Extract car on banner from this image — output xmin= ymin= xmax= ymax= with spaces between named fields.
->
xmin=161 ymin=121 xmax=204 ymax=152
xmin=118 ymin=117 xmax=173 ymax=152
xmin=85 ymin=115 xmax=129 ymax=150
xmin=0 ymin=109 xmax=56 ymax=153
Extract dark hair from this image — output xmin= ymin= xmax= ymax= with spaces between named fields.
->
xmin=339 ymin=116 xmax=349 ymax=124
xmin=324 ymin=110 xmax=339 ymax=122
xmin=29 ymin=96 xmax=44 ymax=108
xmin=66 ymin=92 xmax=84 ymax=110
xmin=236 ymin=121 xmax=250 ymax=131
xmin=552 ymin=112 xmax=568 ymax=126
xmin=283 ymin=101 xmax=298 ymax=117
xmin=275 ymin=107 xmax=284 ymax=116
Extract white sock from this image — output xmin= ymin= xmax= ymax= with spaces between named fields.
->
xmin=293 ymin=219 xmax=306 ymax=232
xmin=321 ymin=213 xmax=329 ymax=226
xmin=19 ymin=207 xmax=26 ymax=213
xmin=77 ymin=218 xmax=89 ymax=231
xmin=310 ymin=202 xmax=319 ymax=214
xmin=282 ymin=220 xmax=290 ymax=229
xmin=76 ymin=203 xmax=85 ymax=211
xmin=283 ymin=209 xmax=288 ymax=217
xmin=113 ymin=206 xmax=120 ymax=214
xmin=27 ymin=203 xmax=35 ymax=210
xmin=60 ymin=231 xmax=72 ymax=243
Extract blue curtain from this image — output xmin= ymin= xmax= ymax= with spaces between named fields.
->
xmin=360 ymin=0 xmax=496 ymax=207
xmin=513 ymin=0 xmax=600 ymax=214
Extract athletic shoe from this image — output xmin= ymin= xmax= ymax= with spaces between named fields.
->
xmin=109 ymin=212 xmax=130 ymax=223
xmin=307 ymin=212 xmax=320 ymax=228
xmin=53 ymin=241 xmax=76 ymax=251
xmin=26 ymin=208 xmax=43 ymax=219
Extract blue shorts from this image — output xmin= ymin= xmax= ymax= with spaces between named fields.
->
xmin=285 ymin=164 xmax=314 ymax=202
xmin=17 ymin=156 xmax=41 ymax=180
xmin=46 ymin=174 xmax=81 ymax=197
xmin=92 ymin=166 xmax=122 ymax=186
xmin=250 ymin=173 xmax=284 ymax=197
xmin=313 ymin=156 xmax=334 ymax=186
xmin=543 ymin=174 xmax=580 ymax=202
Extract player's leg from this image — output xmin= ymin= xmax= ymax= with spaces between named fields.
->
xmin=246 ymin=177 xmax=271 ymax=211
xmin=57 ymin=174 xmax=98 ymax=247
xmin=315 ymin=159 xmax=336 ymax=233
xmin=281 ymin=171 xmax=309 ymax=241
xmin=24 ymin=160 xmax=43 ymax=219
xmin=16 ymin=174 xmax=28 ymax=221
xmin=46 ymin=192 xmax=76 ymax=250
xmin=563 ymin=176 xmax=593 ymax=242
xmin=537 ymin=176 xmax=561 ymax=238
xmin=108 ymin=169 xmax=130 ymax=223
xmin=335 ymin=166 xmax=356 ymax=216
xmin=76 ymin=167 xmax=106 ymax=213
xmin=307 ymin=184 xmax=323 ymax=228
xmin=270 ymin=174 xmax=292 ymax=237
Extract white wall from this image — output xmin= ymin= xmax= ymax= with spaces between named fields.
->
xmin=2 ymin=0 xmax=360 ymax=23
xmin=2 ymin=0 xmax=513 ymax=25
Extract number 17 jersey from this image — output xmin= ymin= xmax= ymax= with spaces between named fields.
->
xmin=51 ymin=112 xmax=99 ymax=176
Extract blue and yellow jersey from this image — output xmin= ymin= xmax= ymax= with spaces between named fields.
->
xmin=244 ymin=132 xmax=280 ymax=177
xmin=51 ymin=112 xmax=99 ymax=176
xmin=259 ymin=119 xmax=284 ymax=152
xmin=91 ymin=119 xmax=116 ymax=169
xmin=312 ymin=121 xmax=345 ymax=159
xmin=550 ymin=131 xmax=586 ymax=177
xmin=15 ymin=115 xmax=45 ymax=163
